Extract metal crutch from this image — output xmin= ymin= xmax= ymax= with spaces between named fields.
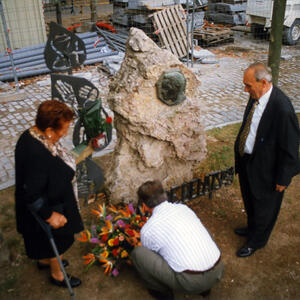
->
xmin=28 ymin=204 xmax=76 ymax=300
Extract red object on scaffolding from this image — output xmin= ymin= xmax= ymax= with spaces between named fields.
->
xmin=96 ymin=22 xmax=117 ymax=33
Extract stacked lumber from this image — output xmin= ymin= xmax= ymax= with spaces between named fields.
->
xmin=193 ymin=25 xmax=234 ymax=46
xmin=206 ymin=0 xmax=247 ymax=25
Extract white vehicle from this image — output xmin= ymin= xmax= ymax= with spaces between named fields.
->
xmin=246 ymin=0 xmax=300 ymax=45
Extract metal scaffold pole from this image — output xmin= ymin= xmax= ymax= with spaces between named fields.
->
xmin=191 ymin=0 xmax=196 ymax=67
xmin=0 ymin=0 xmax=19 ymax=89
xmin=186 ymin=0 xmax=190 ymax=67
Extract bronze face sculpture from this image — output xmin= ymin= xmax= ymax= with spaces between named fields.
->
xmin=156 ymin=68 xmax=186 ymax=106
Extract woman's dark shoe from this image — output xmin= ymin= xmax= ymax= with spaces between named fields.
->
xmin=37 ymin=259 xmax=69 ymax=270
xmin=50 ymin=274 xmax=81 ymax=288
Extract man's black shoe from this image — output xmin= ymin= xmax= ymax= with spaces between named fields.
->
xmin=50 ymin=274 xmax=81 ymax=288
xmin=234 ymin=227 xmax=249 ymax=237
xmin=147 ymin=289 xmax=174 ymax=300
xmin=236 ymin=245 xmax=256 ymax=258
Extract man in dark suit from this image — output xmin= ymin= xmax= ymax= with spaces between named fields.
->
xmin=234 ymin=62 xmax=300 ymax=258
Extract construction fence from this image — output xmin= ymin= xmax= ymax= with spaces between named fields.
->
xmin=1 ymin=0 xmax=299 ymax=85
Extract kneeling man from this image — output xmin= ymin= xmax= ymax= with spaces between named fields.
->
xmin=132 ymin=180 xmax=224 ymax=299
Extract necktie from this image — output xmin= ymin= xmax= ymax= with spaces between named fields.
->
xmin=239 ymin=100 xmax=258 ymax=156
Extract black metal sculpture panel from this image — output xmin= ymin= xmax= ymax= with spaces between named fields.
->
xmin=51 ymin=73 xmax=112 ymax=204
xmin=44 ymin=22 xmax=86 ymax=73
xmin=51 ymin=73 xmax=99 ymax=112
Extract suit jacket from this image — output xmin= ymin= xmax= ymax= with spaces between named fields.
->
xmin=234 ymin=86 xmax=300 ymax=198
xmin=15 ymin=130 xmax=84 ymax=235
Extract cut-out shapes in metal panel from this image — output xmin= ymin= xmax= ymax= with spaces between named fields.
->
xmin=51 ymin=73 xmax=112 ymax=150
xmin=156 ymin=68 xmax=186 ymax=106
xmin=51 ymin=73 xmax=99 ymax=112
xmin=45 ymin=22 xmax=86 ymax=73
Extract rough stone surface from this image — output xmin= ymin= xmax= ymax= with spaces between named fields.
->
xmin=106 ymin=28 xmax=207 ymax=204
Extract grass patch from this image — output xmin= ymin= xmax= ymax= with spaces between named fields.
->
xmin=195 ymin=113 xmax=300 ymax=176
xmin=194 ymin=122 xmax=240 ymax=176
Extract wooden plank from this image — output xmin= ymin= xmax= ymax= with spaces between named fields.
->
xmin=170 ymin=5 xmax=188 ymax=57
xmin=155 ymin=10 xmax=178 ymax=56
xmin=152 ymin=13 xmax=172 ymax=52
xmin=160 ymin=9 xmax=184 ymax=57
xmin=151 ymin=4 xmax=192 ymax=58
xmin=165 ymin=6 xmax=187 ymax=56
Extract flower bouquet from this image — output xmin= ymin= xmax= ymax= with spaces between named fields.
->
xmin=78 ymin=203 xmax=150 ymax=276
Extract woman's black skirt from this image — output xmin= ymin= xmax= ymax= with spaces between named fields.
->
xmin=23 ymin=231 xmax=74 ymax=259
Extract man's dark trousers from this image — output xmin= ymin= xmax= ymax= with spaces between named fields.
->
xmin=238 ymin=154 xmax=284 ymax=249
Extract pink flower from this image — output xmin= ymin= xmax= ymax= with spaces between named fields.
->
xmin=116 ymin=219 xmax=126 ymax=228
xmin=112 ymin=268 xmax=119 ymax=277
xmin=128 ymin=203 xmax=135 ymax=214
xmin=105 ymin=215 xmax=113 ymax=221
xmin=90 ymin=238 xmax=100 ymax=244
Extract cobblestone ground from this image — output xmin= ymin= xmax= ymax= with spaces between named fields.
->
xmin=0 ymin=35 xmax=299 ymax=190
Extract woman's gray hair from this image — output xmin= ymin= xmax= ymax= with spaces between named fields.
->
xmin=247 ymin=62 xmax=272 ymax=83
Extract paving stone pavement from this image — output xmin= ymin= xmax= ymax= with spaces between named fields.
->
xmin=0 ymin=37 xmax=299 ymax=190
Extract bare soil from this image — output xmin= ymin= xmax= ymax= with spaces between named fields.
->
xmin=0 ymin=158 xmax=299 ymax=300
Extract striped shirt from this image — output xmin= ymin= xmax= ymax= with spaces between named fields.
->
xmin=141 ymin=201 xmax=221 ymax=272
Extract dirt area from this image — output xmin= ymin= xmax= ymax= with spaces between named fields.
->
xmin=1 ymin=130 xmax=299 ymax=300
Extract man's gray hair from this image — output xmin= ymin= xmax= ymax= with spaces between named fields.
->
xmin=247 ymin=62 xmax=272 ymax=83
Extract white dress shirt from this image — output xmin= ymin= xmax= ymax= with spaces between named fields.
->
xmin=244 ymin=85 xmax=273 ymax=154
xmin=141 ymin=201 xmax=221 ymax=272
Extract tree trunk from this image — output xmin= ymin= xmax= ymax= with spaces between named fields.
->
xmin=268 ymin=0 xmax=287 ymax=85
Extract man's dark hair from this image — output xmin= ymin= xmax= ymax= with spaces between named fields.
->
xmin=137 ymin=180 xmax=167 ymax=208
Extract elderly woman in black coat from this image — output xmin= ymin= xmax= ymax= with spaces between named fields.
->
xmin=15 ymin=100 xmax=83 ymax=287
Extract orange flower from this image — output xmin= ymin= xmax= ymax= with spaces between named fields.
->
xmin=108 ymin=205 xmax=118 ymax=213
xmin=99 ymin=259 xmax=113 ymax=275
xmin=119 ymin=209 xmax=131 ymax=218
xmin=108 ymin=239 xmax=115 ymax=247
xmin=91 ymin=204 xmax=105 ymax=217
xmin=77 ymin=230 xmax=91 ymax=242
xmin=83 ymin=253 xmax=95 ymax=265
xmin=99 ymin=220 xmax=113 ymax=236
xmin=138 ymin=222 xmax=145 ymax=228
xmin=101 ymin=250 xmax=109 ymax=258
xmin=121 ymin=250 xmax=128 ymax=258
xmin=140 ymin=202 xmax=152 ymax=215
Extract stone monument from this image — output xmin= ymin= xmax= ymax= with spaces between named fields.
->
xmin=106 ymin=28 xmax=207 ymax=204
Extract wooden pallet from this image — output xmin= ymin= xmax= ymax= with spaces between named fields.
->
xmin=150 ymin=5 xmax=190 ymax=58
xmin=193 ymin=27 xmax=234 ymax=47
